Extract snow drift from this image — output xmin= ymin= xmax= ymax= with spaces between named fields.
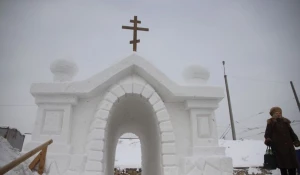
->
xmin=0 ymin=136 xmax=33 ymax=175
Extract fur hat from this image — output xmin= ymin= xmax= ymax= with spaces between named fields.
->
xmin=269 ymin=107 xmax=282 ymax=116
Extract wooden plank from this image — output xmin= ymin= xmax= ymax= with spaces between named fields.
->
xmin=28 ymin=152 xmax=42 ymax=170
xmin=122 ymin=26 xmax=135 ymax=30
xmin=38 ymin=146 xmax=48 ymax=174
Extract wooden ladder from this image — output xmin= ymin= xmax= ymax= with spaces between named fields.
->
xmin=0 ymin=139 xmax=53 ymax=175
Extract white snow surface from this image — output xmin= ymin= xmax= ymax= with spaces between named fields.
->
xmin=115 ymin=138 xmax=269 ymax=168
xmin=19 ymin=135 xmax=285 ymax=174
xmin=0 ymin=136 xmax=33 ymax=175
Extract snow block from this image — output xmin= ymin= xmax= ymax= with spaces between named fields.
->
xmin=104 ymin=92 xmax=118 ymax=103
xmin=159 ymin=121 xmax=173 ymax=132
xmin=153 ymin=100 xmax=165 ymax=112
xmin=97 ymin=100 xmax=113 ymax=111
xmin=141 ymin=84 xmax=154 ymax=99
xmin=162 ymin=143 xmax=176 ymax=154
xmin=205 ymin=157 xmax=221 ymax=170
xmin=94 ymin=109 xmax=109 ymax=120
xmin=132 ymin=83 xmax=144 ymax=94
xmin=120 ymin=84 xmax=132 ymax=94
xmin=203 ymin=163 xmax=221 ymax=175
xmin=87 ymin=150 xmax=103 ymax=161
xmin=90 ymin=119 xmax=107 ymax=130
xmin=68 ymin=154 xmax=87 ymax=172
xmin=156 ymin=109 xmax=170 ymax=123
xmin=161 ymin=132 xmax=175 ymax=142
xmin=149 ymin=92 xmax=160 ymax=105
xmin=83 ymin=171 xmax=103 ymax=175
xmin=163 ymin=166 xmax=178 ymax=175
xmin=162 ymin=155 xmax=176 ymax=166
xmin=110 ymin=85 xmax=125 ymax=97
xmin=88 ymin=129 xmax=105 ymax=141
xmin=86 ymin=140 xmax=104 ymax=151
xmin=85 ymin=160 xmax=103 ymax=171
xmin=220 ymin=157 xmax=233 ymax=173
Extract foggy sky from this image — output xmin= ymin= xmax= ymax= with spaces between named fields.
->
xmin=0 ymin=0 xmax=300 ymax=140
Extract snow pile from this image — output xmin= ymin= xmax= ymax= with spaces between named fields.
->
xmin=0 ymin=136 xmax=33 ymax=175
xmin=247 ymin=167 xmax=262 ymax=174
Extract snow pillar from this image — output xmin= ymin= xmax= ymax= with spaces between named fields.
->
xmin=24 ymin=95 xmax=78 ymax=154
xmin=181 ymin=99 xmax=233 ymax=175
xmin=184 ymin=100 xmax=219 ymax=149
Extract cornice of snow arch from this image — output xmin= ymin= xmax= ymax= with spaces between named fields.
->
xmin=85 ymin=74 xmax=179 ymax=175
xmin=30 ymin=53 xmax=224 ymax=103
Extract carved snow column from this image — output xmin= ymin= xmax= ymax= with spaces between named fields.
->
xmin=29 ymin=95 xmax=78 ymax=153
xmin=184 ymin=99 xmax=224 ymax=155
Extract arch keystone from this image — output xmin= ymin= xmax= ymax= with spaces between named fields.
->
xmin=119 ymin=76 xmax=133 ymax=93
xmin=132 ymin=83 xmax=145 ymax=94
xmin=132 ymin=74 xmax=147 ymax=85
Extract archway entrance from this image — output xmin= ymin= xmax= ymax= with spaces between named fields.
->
xmin=85 ymin=76 xmax=178 ymax=175
xmin=104 ymin=95 xmax=162 ymax=175
xmin=114 ymin=133 xmax=141 ymax=174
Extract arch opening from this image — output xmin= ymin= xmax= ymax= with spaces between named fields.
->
xmin=114 ymin=133 xmax=141 ymax=173
xmin=104 ymin=94 xmax=162 ymax=175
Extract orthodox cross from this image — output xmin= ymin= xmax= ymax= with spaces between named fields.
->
xmin=122 ymin=16 xmax=149 ymax=52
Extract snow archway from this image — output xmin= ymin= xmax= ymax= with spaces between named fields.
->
xmin=85 ymin=75 xmax=178 ymax=175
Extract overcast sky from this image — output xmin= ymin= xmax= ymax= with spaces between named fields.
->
xmin=0 ymin=0 xmax=300 ymax=140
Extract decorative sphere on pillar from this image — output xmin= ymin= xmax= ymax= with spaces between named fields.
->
xmin=50 ymin=59 xmax=78 ymax=82
xmin=182 ymin=65 xmax=210 ymax=85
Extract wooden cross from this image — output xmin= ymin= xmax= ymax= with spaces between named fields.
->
xmin=122 ymin=16 xmax=149 ymax=52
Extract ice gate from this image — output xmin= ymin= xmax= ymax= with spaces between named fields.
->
xmin=23 ymin=54 xmax=233 ymax=175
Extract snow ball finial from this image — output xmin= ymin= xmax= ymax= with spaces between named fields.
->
xmin=182 ymin=65 xmax=210 ymax=85
xmin=50 ymin=58 xmax=78 ymax=82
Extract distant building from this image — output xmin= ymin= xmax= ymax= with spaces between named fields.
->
xmin=0 ymin=127 xmax=25 ymax=151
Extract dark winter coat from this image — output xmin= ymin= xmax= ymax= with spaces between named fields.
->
xmin=264 ymin=116 xmax=299 ymax=168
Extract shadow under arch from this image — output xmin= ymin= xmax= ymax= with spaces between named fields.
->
xmin=104 ymin=94 xmax=162 ymax=175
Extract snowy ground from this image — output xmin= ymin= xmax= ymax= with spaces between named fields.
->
xmin=2 ymin=135 xmax=291 ymax=174
xmin=115 ymin=138 xmax=283 ymax=174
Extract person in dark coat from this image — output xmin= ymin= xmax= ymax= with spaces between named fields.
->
xmin=264 ymin=107 xmax=300 ymax=175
